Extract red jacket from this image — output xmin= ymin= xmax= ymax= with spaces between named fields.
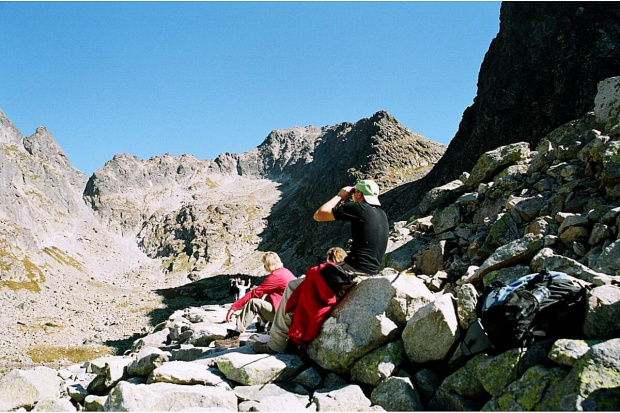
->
xmin=231 ymin=267 xmax=296 ymax=312
xmin=286 ymin=263 xmax=340 ymax=348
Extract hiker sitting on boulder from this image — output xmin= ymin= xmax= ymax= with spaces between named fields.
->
xmin=253 ymin=247 xmax=350 ymax=354
xmin=220 ymin=251 xmax=296 ymax=345
xmin=313 ymin=179 xmax=389 ymax=278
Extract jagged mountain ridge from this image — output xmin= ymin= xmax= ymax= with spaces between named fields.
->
xmin=383 ymin=2 xmax=620 ymax=221
xmin=84 ymin=110 xmax=446 ymax=275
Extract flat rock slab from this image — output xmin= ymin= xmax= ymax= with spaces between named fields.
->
xmin=216 ymin=352 xmax=304 ymax=385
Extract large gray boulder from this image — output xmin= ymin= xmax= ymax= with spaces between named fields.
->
xmin=465 ymin=234 xmax=544 ymax=283
xmin=307 ymin=274 xmax=433 ymax=373
xmin=104 ymin=381 xmax=237 ymax=411
xmin=370 ymin=375 xmax=423 ymax=412
xmin=483 ymin=365 xmax=567 ymax=411
xmin=465 ymin=142 xmax=530 ymax=189
xmin=583 ymin=285 xmax=620 ymax=339
xmin=402 ymin=293 xmax=459 ymax=363
xmin=0 ymin=367 xmax=62 ymax=411
xmin=540 ymin=338 xmax=620 ymax=410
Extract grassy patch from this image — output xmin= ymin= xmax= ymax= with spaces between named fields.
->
xmin=26 ymin=345 xmax=116 ymax=363
xmin=0 ymin=245 xmax=46 ymax=292
xmin=43 ymin=246 xmax=87 ymax=273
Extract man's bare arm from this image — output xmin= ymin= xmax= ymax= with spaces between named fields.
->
xmin=314 ymin=186 xmax=353 ymax=222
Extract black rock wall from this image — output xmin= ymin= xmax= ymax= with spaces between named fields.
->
xmin=384 ymin=2 xmax=620 ymax=221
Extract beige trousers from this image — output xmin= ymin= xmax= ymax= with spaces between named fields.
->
xmin=267 ymin=277 xmax=305 ymax=353
xmin=236 ymin=298 xmax=274 ymax=333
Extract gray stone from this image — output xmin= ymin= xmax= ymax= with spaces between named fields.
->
xmin=87 ymin=356 xmax=133 ymax=395
xmin=540 ymin=339 xmax=620 ymax=410
xmin=477 ymin=348 xmax=523 ymax=397
xmin=432 ymin=203 xmax=461 ymax=234
xmin=466 ymin=142 xmax=530 ymax=188
xmin=412 ymin=368 xmax=441 ymax=403
xmin=0 ymin=367 xmax=62 ymax=411
xmin=419 ymin=179 xmax=466 ymax=215
xmin=456 ymin=283 xmax=478 ymax=329
xmin=589 ymin=223 xmax=612 ymax=245
xmin=370 ymin=375 xmax=423 ymax=412
xmin=583 ymin=285 xmax=620 ymax=339
xmin=104 ymin=381 xmax=237 ymax=411
xmin=412 ymin=240 xmax=446 ymax=275
xmin=465 ymin=234 xmax=544 ymax=284
xmin=507 ymin=194 xmax=545 ymax=222
xmin=531 ymin=247 xmax=615 ymax=285
xmin=187 ymin=322 xmax=229 ymax=347
xmin=350 ymin=340 xmax=405 ymax=386
xmin=313 ymin=384 xmax=372 ymax=412
xmin=32 ymin=398 xmax=76 ymax=412
xmin=594 ymin=76 xmax=620 ymax=124
xmin=126 ymin=346 xmax=171 ymax=377
xmin=66 ymin=381 xmax=88 ymax=403
xmin=84 ymin=395 xmax=106 ymax=412
xmin=481 ymin=265 xmax=531 ymax=288
xmin=293 ymin=368 xmax=324 ymax=391
xmin=483 ymin=365 xmax=567 ymax=411
xmin=132 ymin=328 xmax=170 ymax=352
xmin=171 ymin=345 xmax=213 ymax=361
xmin=307 ymin=274 xmax=433 ymax=373
xmin=402 ymin=293 xmax=459 ymax=363
xmin=216 ymin=352 xmax=303 ymax=385
xmin=548 ymin=339 xmax=604 ymax=367
xmin=594 ymin=240 xmax=620 ymax=275
xmin=148 ymin=361 xmax=230 ymax=388
xmin=234 ymin=383 xmax=311 ymax=411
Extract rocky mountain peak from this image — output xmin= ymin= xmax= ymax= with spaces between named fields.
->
xmin=0 ymin=108 xmax=24 ymax=146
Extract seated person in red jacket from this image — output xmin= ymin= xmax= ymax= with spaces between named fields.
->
xmin=252 ymin=247 xmax=348 ymax=354
xmin=219 ymin=252 xmax=296 ymax=345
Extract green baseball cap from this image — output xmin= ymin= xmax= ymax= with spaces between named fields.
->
xmin=355 ymin=179 xmax=381 ymax=206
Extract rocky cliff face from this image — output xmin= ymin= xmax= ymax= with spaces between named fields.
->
xmin=384 ymin=2 xmax=620 ymax=221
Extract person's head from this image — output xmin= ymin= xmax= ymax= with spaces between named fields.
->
xmin=353 ymin=179 xmax=381 ymax=206
xmin=262 ymin=251 xmax=284 ymax=273
xmin=326 ymin=247 xmax=347 ymax=263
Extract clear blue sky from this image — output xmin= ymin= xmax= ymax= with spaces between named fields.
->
xmin=1 ymin=1 xmax=501 ymax=176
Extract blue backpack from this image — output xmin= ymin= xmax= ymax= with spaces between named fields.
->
xmin=460 ymin=270 xmax=587 ymax=357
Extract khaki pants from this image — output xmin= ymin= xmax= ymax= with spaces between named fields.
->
xmin=268 ymin=277 xmax=305 ymax=353
xmin=236 ymin=298 xmax=274 ymax=333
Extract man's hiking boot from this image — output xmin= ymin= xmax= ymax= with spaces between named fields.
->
xmin=214 ymin=329 xmax=241 ymax=349
xmin=252 ymin=340 xmax=278 ymax=354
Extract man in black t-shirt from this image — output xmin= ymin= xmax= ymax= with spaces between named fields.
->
xmin=313 ymin=179 xmax=389 ymax=276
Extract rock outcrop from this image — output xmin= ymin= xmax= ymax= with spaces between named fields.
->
xmin=384 ymin=2 xmax=620 ymax=221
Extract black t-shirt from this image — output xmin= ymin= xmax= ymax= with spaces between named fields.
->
xmin=332 ymin=201 xmax=389 ymax=275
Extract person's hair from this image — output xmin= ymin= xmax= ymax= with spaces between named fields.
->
xmin=262 ymin=251 xmax=284 ymax=273
xmin=326 ymin=247 xmax=347 ymax=263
